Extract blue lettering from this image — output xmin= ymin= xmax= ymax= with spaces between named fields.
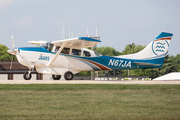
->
xmin=38 ymin=55 xmax=50 ymax=61
xmin=108 ymin=59 xmax=131 ymax=68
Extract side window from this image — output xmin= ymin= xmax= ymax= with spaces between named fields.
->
xmin=72 ymin=49 xmax=81 ymax=56
xmin=61 ymin=47 xmax=70 ymax=54
xmin=83 ymin=51 xmax=91 ymax=57
xmin=54 ymin=46 xmax=60 ymax=53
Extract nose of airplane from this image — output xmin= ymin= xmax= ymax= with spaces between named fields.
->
xmin=7 ymin=48 xmax=17 ymax=55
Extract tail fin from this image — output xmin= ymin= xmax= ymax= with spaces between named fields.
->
xmin=152 ymin=32 xmax=173 ymax=56
xmin=119 ymin=32 xmax=173 ymax=59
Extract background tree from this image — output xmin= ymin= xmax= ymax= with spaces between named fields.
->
xmin=158 ymin=55 xmax=177 ymax=75
xmin=0 ymin=44 xmax=14 ymax=60
xmin=74 ymin=71 xmax=91 ymax=76
xmin=169 ymin=54 xmax=180 ymax=72
xmin=96 ymin=46 xmax=121 ymax=56
xmin=122 ymin=43 xmax=146 ymax=55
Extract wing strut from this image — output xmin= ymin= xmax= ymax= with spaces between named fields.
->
xmin=47 ymin=43 xmax=65 ymax=66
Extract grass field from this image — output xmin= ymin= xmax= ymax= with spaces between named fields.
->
xmin=0 ymin=84 xmax=180 ymax=120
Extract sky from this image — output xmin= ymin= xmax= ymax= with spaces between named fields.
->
xmin=0 ymin=0 xmax=180 ymax=55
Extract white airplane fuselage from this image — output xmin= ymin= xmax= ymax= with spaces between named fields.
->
xmin=7 ymin=32 xmax=173 ymax=80
xmin=16 ymin=47 xmax=99 ymax=75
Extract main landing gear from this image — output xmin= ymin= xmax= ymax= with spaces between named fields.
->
xmin=23 ymin=70 xmax=32 ymax=80
xmin=64 ymin=71 xmax=74 ymax=80
xmin=52 ymin=75 xmax=61 ymax=80
xmin=52 ymin=71 xmax=74 ymax=80
xmin=23 ymin=69 xmax=74 ymax=80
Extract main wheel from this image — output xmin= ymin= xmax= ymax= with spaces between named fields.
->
xmin=52 ymin=75 xmax=61 ymax=80
xmin=64 ymin=71 xmax=74 ymax=80
xmin=23 ymin=72 xmax=32 ymax=80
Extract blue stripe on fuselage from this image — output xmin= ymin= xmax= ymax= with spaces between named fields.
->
xmin=79 ymin=56 xmax=164 ymax=70
xmin=63 ymin=55 xmax=165 ymax=70
xmin=18 ymin=47 xmax=54 ymax=54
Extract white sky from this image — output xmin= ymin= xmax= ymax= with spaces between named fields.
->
xmin=0 ymin=0 xmax=180 ymax=55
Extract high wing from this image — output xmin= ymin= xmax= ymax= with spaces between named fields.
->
xmin=51 ymin=37 xmax=101 ymax=48
xmin=47 ymin=37 xmax=101 ymax=66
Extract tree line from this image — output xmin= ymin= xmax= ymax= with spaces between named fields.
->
xmin=0 ymin=43 xmax=179 ymax=78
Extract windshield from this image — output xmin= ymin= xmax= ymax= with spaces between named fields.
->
xmin=41 ymin=42 xmax=54 ymax=51
xmin=94 ymin=51 xmax=102 ymax=56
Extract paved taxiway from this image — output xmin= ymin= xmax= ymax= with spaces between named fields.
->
xmin=0 ymin=80 xmax=180 ymax=84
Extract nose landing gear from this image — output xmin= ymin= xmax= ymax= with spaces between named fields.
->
xmin=23 ymin=70 xmax=32 ymax=80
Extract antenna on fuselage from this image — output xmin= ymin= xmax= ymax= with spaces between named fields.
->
xmin=65 ymin=24 xmax=66 ymax=38
xmin=69 ymin=30 xmax=71 ymax=38
xmin=63 ymin=25 xmax=65 ymax=39
xmin=87 ymin=27 xmax=89 ymax=37
xmin=10 ymin=35 xmax=15 ymax=70
xmin=61 ymin=30 xmax=62 ymax=39
xmin=97 ymin=20 xmax=99 ymax=37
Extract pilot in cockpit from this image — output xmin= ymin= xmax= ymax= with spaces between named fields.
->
xmin=55 ymin=46 xmax=60 ymax=53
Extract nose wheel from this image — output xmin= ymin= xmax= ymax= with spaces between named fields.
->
xmin=64 ymin=71 xmax=74 ymax=80
xmin=23 ymin=71 xmax=32 ymax=80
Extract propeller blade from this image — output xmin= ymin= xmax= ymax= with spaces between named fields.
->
xmin=10 ymin=55 xmax=14 ymax=70
xmin=12 ymin=35 xmax=15 ymax=49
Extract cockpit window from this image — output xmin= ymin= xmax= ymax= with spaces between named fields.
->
xmin=61 ymin=47 xmax=70 ymax=54
xmin=94 ymin=51 xmax=102 ymax=56
xmin=41 ymin=42 xmax=54 ymax=51
xmin=83 ymin=51 xmax=91 ymax=57
xmin=72 ymin=49 xmax=81 ymax=56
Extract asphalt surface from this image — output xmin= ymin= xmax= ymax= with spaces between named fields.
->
xmin=0 ymin=80 xmax=180 ymax=84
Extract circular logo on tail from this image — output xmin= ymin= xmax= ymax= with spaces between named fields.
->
xmin=152 ymin=40 xmax=169 ymax=55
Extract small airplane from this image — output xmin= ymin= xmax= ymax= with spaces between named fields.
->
xmin=7 ymin=32 xmax=173 ymax=80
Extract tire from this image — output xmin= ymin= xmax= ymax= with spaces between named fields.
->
xmin=52 ymin=75 xmax=61 ymax=80
xmin=64 ymin=71 xmax=74 ymax=80
xmin=23 ymin=72 xmax=32 ymax=80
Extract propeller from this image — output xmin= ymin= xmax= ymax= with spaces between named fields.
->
xmin=8 ymin=35 xmax=16 ymax=70
xmin=12 ymin=35 xmax=15 ymax=49
xmin=7 ymin=35 xmax=17 ymax=55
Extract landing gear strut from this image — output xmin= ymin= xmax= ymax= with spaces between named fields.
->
xmin=23 ymin=70 xmax=32 ymax=80
xmin=64 ymin=71 xmax=74 ymax=80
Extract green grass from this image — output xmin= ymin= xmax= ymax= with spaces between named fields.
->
xmin=0 ymin=84 xmax=180 ymax=120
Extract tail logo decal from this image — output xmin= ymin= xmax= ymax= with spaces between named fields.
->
xmin=152 ymin=39 xmax=169 ymax=55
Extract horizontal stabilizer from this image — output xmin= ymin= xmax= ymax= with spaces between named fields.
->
xmin=28 ymin=41 xmax=49 ymax=45
xmin=133 ymin=62 xmax=161 ymax=66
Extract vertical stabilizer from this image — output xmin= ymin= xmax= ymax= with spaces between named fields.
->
xmin=152 ymin=32 xmax=172 ymax=56
xmin=118 ymin=32 xmax=173 ymax=59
